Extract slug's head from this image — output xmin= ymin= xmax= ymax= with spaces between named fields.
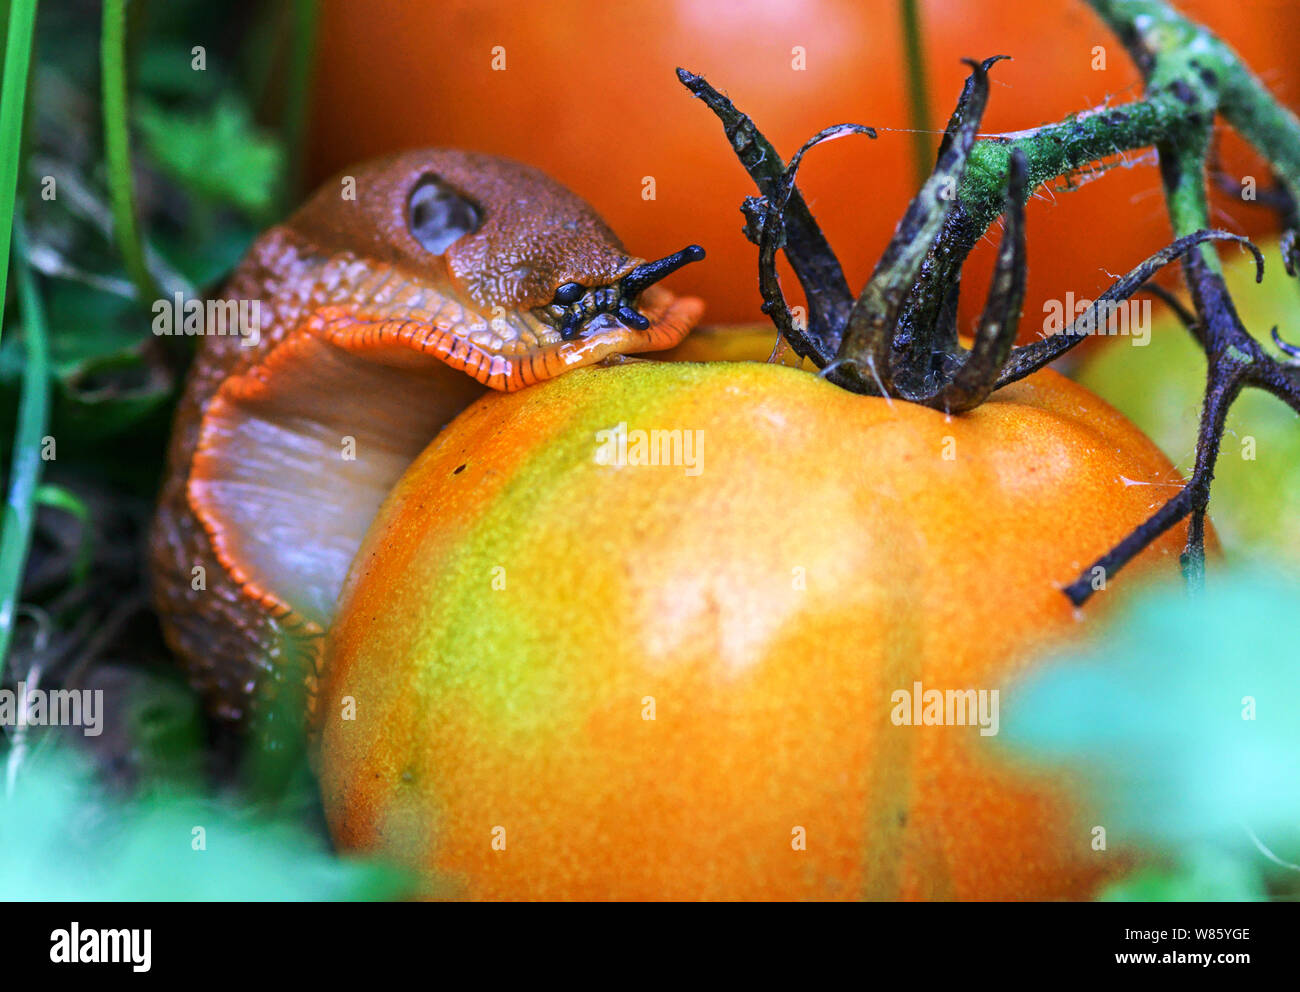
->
xmin=289 ymin=149 xmax=706 ymax=388
xmin=538 ymin=243 xmax=706 ymax=341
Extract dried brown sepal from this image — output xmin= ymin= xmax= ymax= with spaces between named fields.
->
xmin=683 ymin=46 xmax=1300 ymax=610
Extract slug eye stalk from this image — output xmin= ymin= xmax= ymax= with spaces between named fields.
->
xmin=620 ymin=244 xmax=707 ymax=298
xmin=543 ymin=244 xmax=706 ymax=340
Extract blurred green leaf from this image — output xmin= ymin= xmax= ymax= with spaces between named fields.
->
xmin=121 ymin=667 xmax=207 ymax=788
xmin=135 ymin=95 xmax=284 ymax=218
xmin=134 ymin=43 xmax=226 ymax=101
xmin=1000 ymin=570 xmax=1300 ymax=886
xmin=54 ymin=350 xmax=172 ymax=439
xmin=0 ymin=749 xmax=411 ymax=901
xmin=32 ymin=483 xmax=93 ymax=587
xmin=41 ymin=282 xmax=140 ymax=371
xmin=155 ymin=220 xmax=260 ymax=293
xmin=1 ymin=339 xmax=174 ymax=471
xmin=0 ymin=276 xmax=176 ymax=474
xmin=1099 ymin=848 xmax=1268 ymax=902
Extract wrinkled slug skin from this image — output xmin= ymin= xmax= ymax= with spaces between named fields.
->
xmin=149 ymin=149 xmax=704 ymax=723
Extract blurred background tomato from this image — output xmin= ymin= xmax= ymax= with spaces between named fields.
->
xmin=306 ymin=0 xmax=1300 ymax=339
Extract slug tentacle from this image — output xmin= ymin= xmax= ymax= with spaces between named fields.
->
xmin=620 ymin=244 xmax=707 ymax=298
xmin=536 ymin=244 xmax=707 ymax=342
xmin=150 ymin=149 xmax=706 ymax=724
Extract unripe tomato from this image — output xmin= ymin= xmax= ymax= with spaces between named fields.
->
xmin=317 ymin=361 xmax=1189 ymax=900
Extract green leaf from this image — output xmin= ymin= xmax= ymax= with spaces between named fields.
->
xmin=999 ymin=569 xmax=1300 ymax=874
xmin=0 ymin=749 xmax=412 ymax=901
xmin=134 ymin=42 xmax=225 ymax=101
xmin=135 ymin=96 xmax=284 ymax=218
xmin=40 ymin=281 xmax=145 ymax=375
xmin=32 ymin=483 xmax=93 ymax=587
xmin=53 ymin=350 xmax=173 ymax=440
xmin=154 ymin=220 xmax=262 ymax=292
xmin=1099 ymin=848 xmax=1267 ymax=902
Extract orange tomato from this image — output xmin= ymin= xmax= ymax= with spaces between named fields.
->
xmin=307 ymin=0 xmax=1300 ymax=335
xmin=317 ymin=360 xmax=1190 ymax=900
xmin=656 ymin=323 xmax=781 ymax=363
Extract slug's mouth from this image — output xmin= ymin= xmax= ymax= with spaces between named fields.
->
xmin=536 ymin=286 xmax=645 ymax=341
xmin=184 ymin=243 xmax=707 ymax=703
xmin=536 ymin=244 xmax=706 ymax=342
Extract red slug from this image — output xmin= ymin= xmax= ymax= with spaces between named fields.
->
xmin=149 ymin=149 xmax=706 ymax=722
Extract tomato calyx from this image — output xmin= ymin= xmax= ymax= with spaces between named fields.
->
xmin=681 ymin=58 xmax=1247 ymax=414
xmin=680 ymin=18 xmax=1300 ymax=610
xmin=1060 ymin=238 xmax=1300 ymax=606
xmin=538 ymin=244 xmax=707 ymax=341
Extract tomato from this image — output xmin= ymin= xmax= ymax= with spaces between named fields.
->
xmin=656 ymin=323 xmax=782 ymax=363
xmin=317 ymin=360 xmax=1189 ymax=900
xmin=307 ymin=0 xmax=1300 ymax=335
xmin=1075 ymin=240 xmax=1300 ymax=569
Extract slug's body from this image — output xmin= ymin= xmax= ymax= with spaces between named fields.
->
xmin=150 ymin=149 xmax=705 ymax=722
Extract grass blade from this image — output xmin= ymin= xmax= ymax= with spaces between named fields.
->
xmin=279 ymin=0 xmax=319 ymax=214
xmin=102 ymin=0 xmax=159 ymax=303
xmin=0 ymin=222 xmax=52 ymax=682
xmin=0 ymin=0 xmax=38 ymax=349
